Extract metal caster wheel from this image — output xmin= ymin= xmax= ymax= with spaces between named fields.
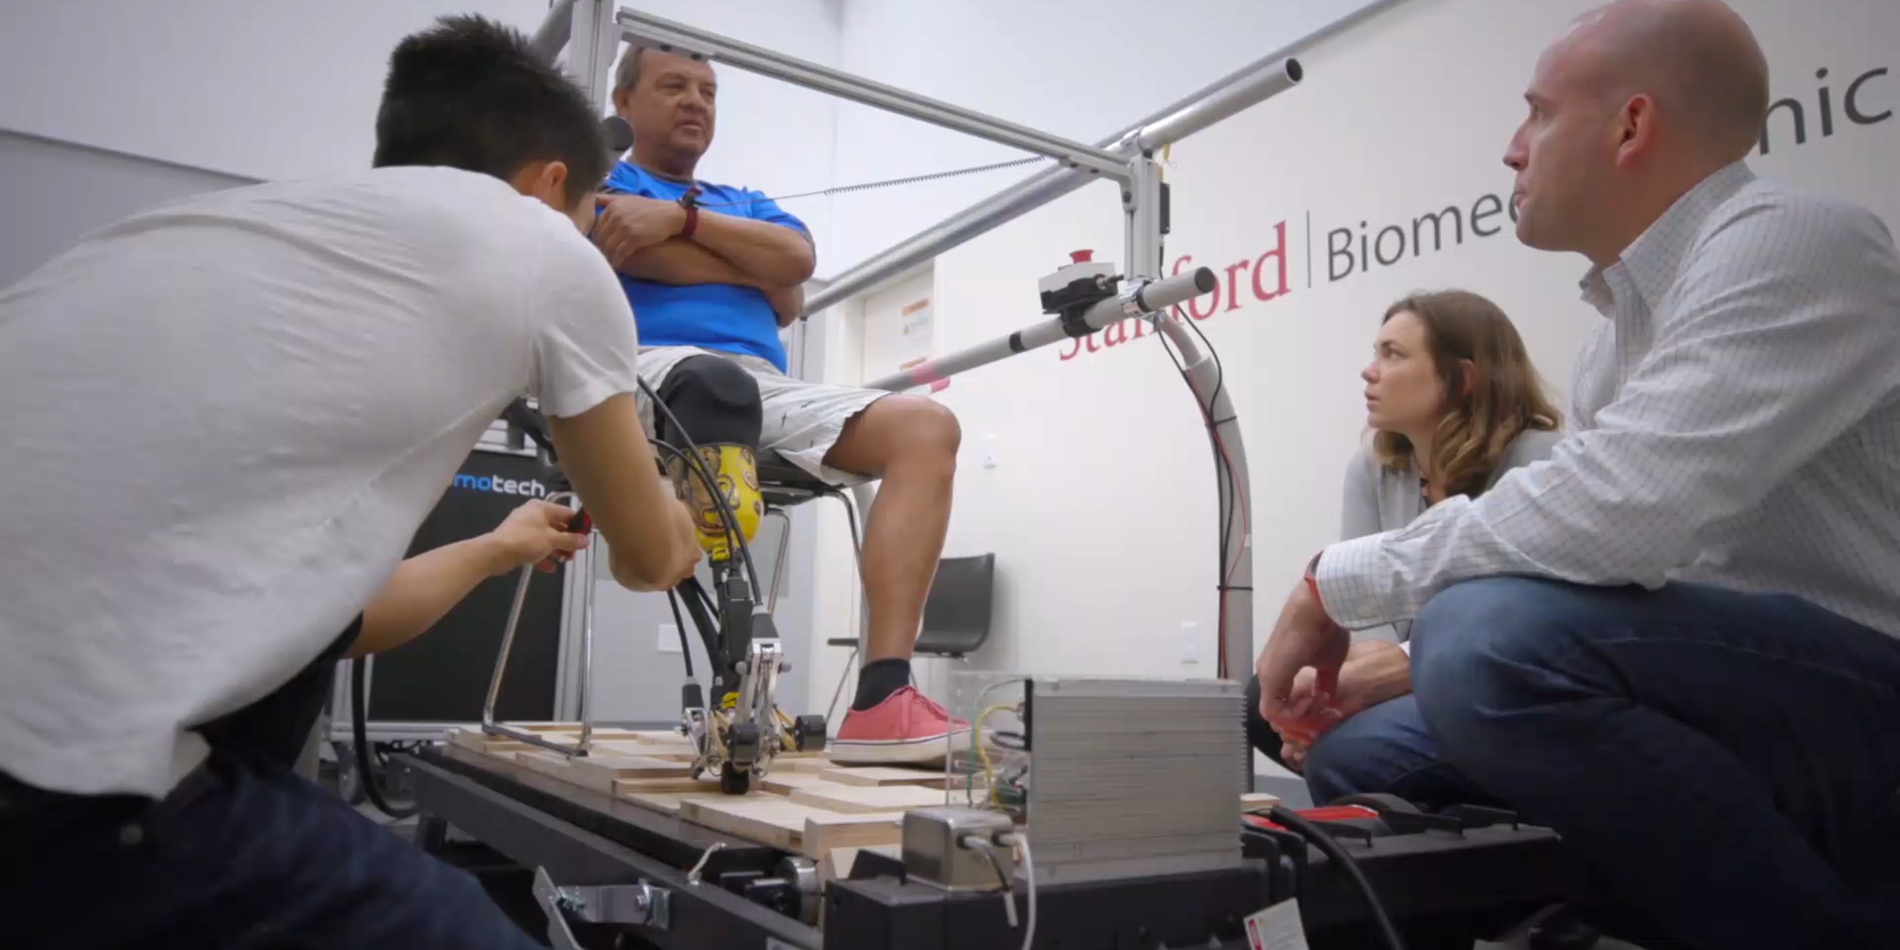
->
xmin=720 ymin=762 xmax=751 ymax=795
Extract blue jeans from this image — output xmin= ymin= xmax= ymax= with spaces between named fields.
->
xmin=0 ymin=749 xmax=543 ymax=950
xmin=1301 ymin=577 xmax=1900 ymax=950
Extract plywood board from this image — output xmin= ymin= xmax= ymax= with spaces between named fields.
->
xmin=801 ymin=812 xmax=904 ymax=856
xmin=568 ymin=752 xmax=694 ymax=791
xmin=790 ymin=783 xmax=949 ymax=814
xmin=770 ymin=757 xmax=840 ymax=774
xmin=678 ymin=796 xmax=813 ymax=851
xmin=513 ymin=750 xmax=594 ymax=788
xmin=1240 ymin=792 xmax=1282 ymax=812
xmin=678 ymin=795 xmax=906 ymax=857
xmin=614 ymin=776 xmax=722 ymax=795
xmin=760 ymin=772 xmax=840 ymax=794
xmin=623 ymin=792 xmax=723 ymax=816
xmin=445 ymin=728 xmax=532 ymax=758
xmin=820 ymin=766 xmax=961 ymax=788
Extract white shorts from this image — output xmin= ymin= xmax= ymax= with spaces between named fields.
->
xmin=635 ymin=345 xmax=888 ymax=487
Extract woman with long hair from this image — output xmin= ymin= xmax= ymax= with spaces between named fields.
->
xmin=1246 ymin=289 xmax=1563 ymax=791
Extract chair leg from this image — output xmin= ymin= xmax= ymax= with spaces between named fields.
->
xmin=764 ymin=507 xmax=793 ymax=613
xmin=826 ymin=646 xmax=859 ymax=730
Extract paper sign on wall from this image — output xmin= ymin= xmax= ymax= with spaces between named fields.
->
xmin=896 ymin=296 xmax=948 ymax=393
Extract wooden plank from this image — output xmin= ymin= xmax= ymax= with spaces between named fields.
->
xmin=587 ymin=739 xmax=680 ymax=757
xmin=567 ymin=752 xmax=694 ymax=791
xmin=623 ymin=792 xmax=723 ymax=817
xmin=790 ymin=783 xmax=949 ymax=814
xmin=759 ymin=772 xmax=839 ymax=794
xmin=614 ymin=776 xmax=722 ymax=795
xmin=1240 ymin=792 xmax=1282 ymax=812
xmin=821 ymin=844 xmax=900 ymax=881
xmin=678 ymin=796 xmax=813 ymax=851
xmin=820 ymin=766 xmax=959 ymax=789
xmin=770 ymin=757 xmax=839 ymax=774
xmin=513 ymin=750 xmax=588 ymax=785
xmin=801 ymin=812 xmax=903 ymax=857
xmin=445 ymin=740 xmax=523 ymax=774
xmin=445 ymin=728 xmax=532 ymax=757
xmin=820 ymin=847 xmax=860 ymax=882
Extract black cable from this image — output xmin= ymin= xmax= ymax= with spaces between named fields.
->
xmin=639 ymin=378 xmax=764 ymax=595
xmin=665 ymin=588 xmax=696 ymax=679
xmin=1266 ymin=806 xmax=1407 ymax=950
xmin=350 ymin=656 xmax=416 ymax=820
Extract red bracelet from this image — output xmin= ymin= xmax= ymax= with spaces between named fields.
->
xmin=1304 ymin=552 xmax=1327 ymax=614
xmin=677 ymin=187 xmax=702 ymax=240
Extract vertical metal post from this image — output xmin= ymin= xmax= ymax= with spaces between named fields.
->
xmin=1123 ymin=156 xmax=1166 ymax=283
xmin=483 ymin=568 xmax=536 ymax=727
xmin=576 ymin=526 xmax=600 ymax=754
xmin=562 ymin=0 xmax=617 ymax=115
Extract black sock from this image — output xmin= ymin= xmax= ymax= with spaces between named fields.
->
xmin=852 ymin=658 xmax=912 ymax=711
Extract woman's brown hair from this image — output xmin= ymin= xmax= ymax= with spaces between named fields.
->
xmin=1371 ymin=290 xmax=1562 ymax=499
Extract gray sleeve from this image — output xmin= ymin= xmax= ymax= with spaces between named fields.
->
xmin=1483 ymin=427 xmax=1565 ymax=489
xmin=1340 ymin=448 xmax=1384 ymax=541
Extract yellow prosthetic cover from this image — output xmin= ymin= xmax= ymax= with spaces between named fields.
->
xmin=669 ymin=443 xmax=764 ymax=561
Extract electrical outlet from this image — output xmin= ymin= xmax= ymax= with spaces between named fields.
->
xmin=658 ymin=623 xmax=681 ymax=654
xmin=1180 ymin=620 xmax=1200 ymax=665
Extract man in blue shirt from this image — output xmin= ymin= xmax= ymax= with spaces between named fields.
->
xmin=593 ymin=47 xmax=967 ymax=765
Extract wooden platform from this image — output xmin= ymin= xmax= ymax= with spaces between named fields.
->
xmin=443 ymin=724 xmax=1279 ymax=874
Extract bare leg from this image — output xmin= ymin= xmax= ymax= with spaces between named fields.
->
xmin=821 ymin=395 xmax=960 ymax=663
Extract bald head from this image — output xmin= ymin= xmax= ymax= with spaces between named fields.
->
xmin=1560 ymin=0 xmax=1769 ymax=161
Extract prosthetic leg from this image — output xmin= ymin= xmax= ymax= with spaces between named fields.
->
xmin=481 ymin=370 xmax=823 ymax=795
xmin=654 ymin=357 xmax=825 ymax=794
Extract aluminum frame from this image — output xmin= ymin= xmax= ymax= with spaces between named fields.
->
xmin=531 ymin=1 xmax=1318 ymax=756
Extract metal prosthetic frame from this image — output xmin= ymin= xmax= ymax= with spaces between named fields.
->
xmin=479 ymin=395 xmax=817 ymax=795
xmin=654 ymin=355 xmax=826 ymax=794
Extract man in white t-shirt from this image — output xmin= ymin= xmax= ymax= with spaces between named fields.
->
xmin=0 ymin=16 xmax=699 ymax=949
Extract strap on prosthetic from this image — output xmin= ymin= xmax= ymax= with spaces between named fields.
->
xmin=655 ymin=356 xmax=765 ymax=561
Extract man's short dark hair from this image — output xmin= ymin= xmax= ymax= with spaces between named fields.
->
xmin=373 ymin=15 xmax=607 ymax=206
xmin=614 ymin=47 xmax=646 ymax=93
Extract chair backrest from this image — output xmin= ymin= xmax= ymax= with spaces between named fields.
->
xmin=914 ymin=554 xmax=996 ymax=658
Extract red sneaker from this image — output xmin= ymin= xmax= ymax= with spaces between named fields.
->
xmin=831 ymin=686 xmax=972 ymax=765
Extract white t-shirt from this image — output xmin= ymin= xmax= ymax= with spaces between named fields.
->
xmin=0 ymin=166 xmax=640 ymax=798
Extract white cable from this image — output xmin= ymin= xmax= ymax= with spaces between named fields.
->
xmin=1003 ymin=832 xmax=1036 ymax=950
xmin=962 ymin=834 xmax=1020 ymax=929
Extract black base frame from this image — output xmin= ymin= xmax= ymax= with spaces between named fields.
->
xmin=404 ymin=748 xmax=1593 ymax=950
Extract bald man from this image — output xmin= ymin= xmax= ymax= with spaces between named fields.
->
xmin=1256 ymin=1 xmax=1900 ymax=947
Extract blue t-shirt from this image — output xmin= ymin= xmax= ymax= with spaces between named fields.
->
xmin=601 ymin=162 xmax=808 ymax=372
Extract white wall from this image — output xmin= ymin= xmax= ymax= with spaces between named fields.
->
xmin=821 ymin=0 xmax=1385 ymax=278
xmin=818 ymin=0 xmax=1900 ymax=729
xmin=0 ymin=0 xmax=840 ymax=248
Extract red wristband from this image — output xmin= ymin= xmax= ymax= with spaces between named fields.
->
xmin=677 ymin=186 xmax=702 ymax=239
xmin=1304 ymin=552 xmax=1327 ymax=614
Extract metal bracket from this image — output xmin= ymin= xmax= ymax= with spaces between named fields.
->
xmin=533 ymin=866 xmax=672 ymax=950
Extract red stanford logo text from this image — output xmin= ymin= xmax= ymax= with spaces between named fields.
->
xmin=1061 ymin=219 xmax=1290 ymax=361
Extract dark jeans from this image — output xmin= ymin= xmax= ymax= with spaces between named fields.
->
xmin=1 ymin=749 xmax=542 ymax=950
xmin=0 ymin=616 xmax=543 ymax=950
xmin=1270 ymin=577 xmax=1900 ymax=950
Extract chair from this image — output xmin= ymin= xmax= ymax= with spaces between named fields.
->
xmin=826 ymin=553 xmax=996 ymax=723
xmin=755 ymin=451 xmax=865 ymax=612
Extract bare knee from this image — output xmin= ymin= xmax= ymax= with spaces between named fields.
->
xmin=898 ymin=397 xmax=961 ymax=458
xmin=866 ymin=396 xmax=960 ymax=463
